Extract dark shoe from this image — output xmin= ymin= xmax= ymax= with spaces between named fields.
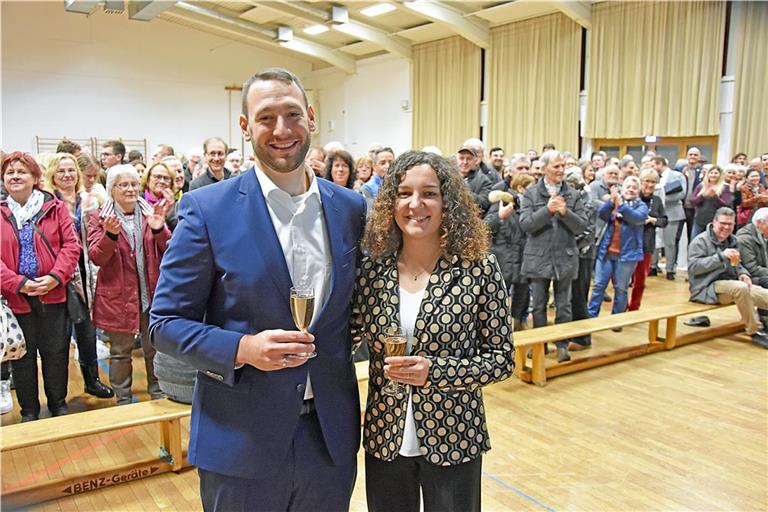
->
xmin=611 ymin=327 xmax=623 ymax=332
xmin=684 ymin=315 xmax=711 ymax=327
xmin=568 ymin=341 xmax=591 ymax=351
xmin=21 ymin=414 xmax=39 ymax=422
xmin=666 ymin=272 xmax=675 ymax=280
xmin=649 ymin=267 xmax=659 ymax=276
xmin=603 ymin=293 xmax=612 ymax=302
xmin=49 ymin=403 xmax=68 ymax=417
xmin=751 ymin=332 xmax=768 ymax=349
xmin=81 ymin=363 xmax=115 ymax=399
xmin=556 ymin=347 xmax=571 ymax=362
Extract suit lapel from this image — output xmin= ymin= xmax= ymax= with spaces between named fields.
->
xmin=314 ymin=181 xmax=341 ymax=326
xmin=237 ymin=171 xmax=293 ymax=304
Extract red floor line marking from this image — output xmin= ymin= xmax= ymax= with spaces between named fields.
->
xmin=4 ymin=428 xmax=134 ymax=492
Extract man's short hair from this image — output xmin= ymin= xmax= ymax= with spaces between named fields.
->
xmin=591 ymin=151 xmax=603 ymax=160
xmin=752 ymin=207 xmax=768 ymax=225
xmin=490 ymin=146 xmax=504 ymax=154
xmin=203 ymin=137 xmax=228 ymax=155
xmin=714 ymin=207 xmax=736 ymax=222
xmin=620 ymin=157 xmax=635 ymax=169
xmin=651 ymin=156 xmax=667 ymax=167
xmin=539 ymin=150 xmax=562 ymax=168
xmin=509 ymin=155 xmax=531 ymax=168
xmin=375 ymin=147 xmax=395 ymax=161
xmin=103 ymin=140 xmax=126 ymax=159
xmin=156 ymin=144 xmax=175 ymax=156
xmin=241 ymin=68 xmax=308 ymax=116
xmin=56 ymin=139 xmax=81 ymax=154
xmin=462 ymin=138 xmax=485 ymax=152
xmin=542 ymin=143 xmax=556 ymax=152
xmin=128 ymin=150 xmax=144 ymax=162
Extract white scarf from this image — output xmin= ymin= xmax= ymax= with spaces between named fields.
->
xmin=7 ymin=189 xmax=45 ymax=229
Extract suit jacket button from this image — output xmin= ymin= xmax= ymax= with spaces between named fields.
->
xmin=296 ymin=383 xmax=305 ymax=393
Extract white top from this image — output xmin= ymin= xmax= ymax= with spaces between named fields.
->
xmin=255 ymin=165 xmax=332 ymax=400
xmin=399 ymin=286 xmax=426 ymax=457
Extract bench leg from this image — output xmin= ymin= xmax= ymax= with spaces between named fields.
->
xmin=531 ymin=343 xmax=547 ymax=386
xmin=648 ymin=319 xmax=659 ymax=344
xmin=160 ymin=418 xmax=183 ymax=472
xmin=513 ymin=347 xmax=526 ymax=378
xmin=664 ymin=316 xmax=678 ymax=350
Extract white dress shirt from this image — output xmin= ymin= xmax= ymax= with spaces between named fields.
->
xmin=255 ymin=164 xmax=332 ymax=399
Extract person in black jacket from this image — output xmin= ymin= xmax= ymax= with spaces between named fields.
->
xmin=628 ymin=169 xmax=668 ymax=311
xmin=456 ymin=146 xmax=492 ymax=215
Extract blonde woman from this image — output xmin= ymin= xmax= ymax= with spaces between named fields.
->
xmin=691 ymin=165 xmax=732 ymax=240
xmin=353 ymin=155 xmax=374 ymax=191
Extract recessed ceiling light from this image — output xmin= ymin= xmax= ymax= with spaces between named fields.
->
xmin=303 ymin=24 xmax=329 ymax=35
xmin=361 ymin=3 xmax=396 ymax=17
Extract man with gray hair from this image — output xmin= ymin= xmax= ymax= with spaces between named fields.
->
xmin=735 ymin=208 xmax=768 ymax=334
xmin=189 ymin=137 xmax=231 ymax=191
xmin=463 ymin=137 xmax=502 ymax=184
xmin=688 ymin=207 xmax=768 ymax=349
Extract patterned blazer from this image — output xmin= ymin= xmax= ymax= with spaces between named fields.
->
xmin=352 ymin=253 xmax=515 ymax=467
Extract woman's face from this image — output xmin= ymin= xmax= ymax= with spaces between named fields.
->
xmin=724 ymin=168 xmax=736 ymax=183
xmin=331 ymin=158 xmax=350 ymax=187
xmin=641 ymin=176 xmax=658 ymax=196
xmin=707 ymin=169 xmax=720 ymax=183
xmin=112 ymin=175 xmax=140 ymax=212
xmin=148 ymin=167 xmax=173 ymax=195
xmin=734 ymin=154 xmax=747 ymax=165
xmin=737 ymin=168 xmax=746 ymax=181
xmin=82 ymin=165 xmax=101 ymax=192
xmin=583 ymin=166 xmax=595 ymax=182
xmin=134 ymin=162 xmax=146 ymax=177
xmin=356 ymin=160 xmax=372 ymax=182
xmin=53 ymin=157 xmax=79 ymax=192
xmin=394 ymin=164 xmax=443 ymax=244
xmin=3 ymin=161 xmax=37 ymax=203
xmin=747 ymin=171 xmax=760 ymax=186
xmin=622 ymin=180 xmax=639 ymax=200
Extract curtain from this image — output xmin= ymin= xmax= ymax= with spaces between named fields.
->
xmin=585 ymin=1 xmax=726 ymax=139
xmin=486 ymin=13 xmax=582 ymax=154
xmin=412 ymin=36 xmax=481 ymax=154
xmin=730 ymin=1 xmax=768 ymax=158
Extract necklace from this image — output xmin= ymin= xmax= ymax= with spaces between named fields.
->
xmin=409 ymin=269 xmax=425 ymax=281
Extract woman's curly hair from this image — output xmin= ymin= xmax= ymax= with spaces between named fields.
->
xmin=362 ymin=150 xmax=489 ymax=261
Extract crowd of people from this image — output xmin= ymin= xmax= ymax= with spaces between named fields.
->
xmin=1 ymin=65 xmax=767 ymax=511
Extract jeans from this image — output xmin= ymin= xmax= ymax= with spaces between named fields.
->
xmin=588 ymin=255 xmax=639 ymax=317
xmin=530 ymin=278 xmax=572 ymax=349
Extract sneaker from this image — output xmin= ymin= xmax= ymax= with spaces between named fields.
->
xmin=751 ymin=332 xmax=768 ymax=349
xmin=96 ymin=339 xmax=110 ymax=360
xmin=0 ymin=380 xmax=12 ymax=415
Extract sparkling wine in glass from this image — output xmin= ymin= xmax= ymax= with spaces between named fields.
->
xmin=382 ymin=326 xmax=407 ymax=397
xmin=289 ymin=286 xmax=317 ymax=359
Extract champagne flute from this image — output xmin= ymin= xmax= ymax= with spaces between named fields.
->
xmin=382 ymin=326 xmax=407 ymax=398
xmin=288 ymin=286 xmax=317 ymax=359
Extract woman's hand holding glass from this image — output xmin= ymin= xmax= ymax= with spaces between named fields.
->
xmin=384 ymin=355 xmax=431 ymax=388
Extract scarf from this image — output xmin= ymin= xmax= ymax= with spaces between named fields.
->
xmin=7 ymin=189 xmax=45 ymax=229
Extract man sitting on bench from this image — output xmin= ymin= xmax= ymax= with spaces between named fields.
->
xmin=688 ymin=207 xmax=768 ymax=349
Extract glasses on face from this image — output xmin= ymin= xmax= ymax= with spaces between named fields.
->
xmin=115 ymin=182 xmax=139 ymax=191
xmin=150 ymin=174 xmax=172 ymax=183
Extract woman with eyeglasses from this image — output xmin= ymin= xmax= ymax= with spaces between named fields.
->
xmin=1 ymin=152 xmax=81 ymax=421
xmin=140 ymin=161 xmax=178 ymax=230
xmin=88 ymin=164 xmax=171 ymax=405
xmin=44 ymin=153 xmax=114 ymax=400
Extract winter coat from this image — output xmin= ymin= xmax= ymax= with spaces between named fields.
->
xmin=688 ymin=224 xmax=748 ymax=304
xmin=640 ymin=192 xmax=668 ymax=253
xmin=462 ymin=168 xmax=493 ymax=215
xmin=0 ymin=192 xmax=81 ymax=314
xmin=575 ymin=188 xmax=597 ymax=260
xmin=588 ymin=179 xmax=613 ymax=238
xmin=87 ymin=209 xmax=171 ymax=333
xmin=519 ymin=178 xmax=588 ymax=281
xmin=595 ymin=198 xmax=649 ymax=263
xmin=735 ymin=222 xmax=768 ymax=287
xmin=484 ymin=181 xmax=526 ymax=284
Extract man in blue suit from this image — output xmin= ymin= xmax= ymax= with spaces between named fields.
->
xmin=150 ymin=68 xmax=366 ymax=511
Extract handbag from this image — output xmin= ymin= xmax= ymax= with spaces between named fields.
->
xmin=1 ymin=298 xmax=27 ymax=362
xmin=663 ymin=179 xmax=683 ymax=196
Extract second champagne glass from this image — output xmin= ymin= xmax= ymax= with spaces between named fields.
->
xmin=289 ymin=286 xmax=317 ymax=359
xmin=382 ymin=326 xmax=407 ymax=398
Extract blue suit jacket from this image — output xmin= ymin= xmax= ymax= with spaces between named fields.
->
xmin=149 ymin=170 xmax=366 ymax=478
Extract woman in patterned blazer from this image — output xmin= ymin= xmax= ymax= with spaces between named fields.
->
xmin=352 ymin=150 xmax=515 ymax=512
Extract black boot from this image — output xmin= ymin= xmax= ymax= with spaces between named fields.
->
xmin=81 ymin=363 xmax=115 ymax=399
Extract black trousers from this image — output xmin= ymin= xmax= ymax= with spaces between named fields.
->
xmin=365 ymin=452 xmax=482 ymax=512
xmin=684 ymin=207 xmax=695 ymax=246
xmin=530 ymin=278 xmax=572 ymax=349
xmin=571 ymin=257 xmax=594 ymax=346
xmin=11 ymin=297 xmax=69 ymax=417
xmin=510 ymin=282 xmax=530 ymax=325
xmin=72 ymin=314 xmax=98 ymax=366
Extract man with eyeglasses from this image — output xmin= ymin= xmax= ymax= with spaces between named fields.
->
xmin=188 ymin=137 xmax=231 ymax=191
xmin=101 ymin=140 xmax=125 ymax=171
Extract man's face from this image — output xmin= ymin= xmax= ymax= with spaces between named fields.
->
xmin=762 ymin=153 xmax=768 ymax=169
xmin=490 ymin=150 xmax=505 ymax=170
xmin=373 ymin=151 xmax=394 ymax=178
xmin=603 ymin=167 xmax=620 ymax=186
xmin=239 ymin=79 xmax=315 ymax=175
xmin=652 ymin=160 xmax=664 ymax=173
xmin=205 ymin=140 xmax=227 ymax=174
xmin=531 ymin=160 xmax=543 ymax=179
xmin=543 ymin=156 xmax=565 ymax=184
xmin=512 ymin=159 xmax=531 ymax=176
xmin=712 ymin=215 xmax=735 ymax=241
xmin=457 ymin=151 xmax=476 ymax=177
xmin=227 ymin=154 xmax=242 ymax=171
xmin=591 ymin=155 xmax=605 ymax=169
xmin=152 ymin=146 xmax=165 ymax=163
xmin=101 ymin=146 xmax=121 ymax=169
xmin=757 ymin=220 xmax=768 ymax=238
xmin=526 ymin=150 xmax=538 ymax=161
xmin=687 ymin=148 xmax=700 ymax=167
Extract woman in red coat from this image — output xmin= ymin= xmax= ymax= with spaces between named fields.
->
xmin=88 ymin=164 xmax=171 ymax=405
xmin=0 ymin=152 xmax=81 ymax=421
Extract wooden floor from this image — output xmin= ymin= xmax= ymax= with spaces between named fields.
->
xmin=2 ymin=273 xmax=767 ymax=511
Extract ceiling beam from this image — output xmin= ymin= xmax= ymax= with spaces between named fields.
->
xmin=173 ymin=2 xmax=356 ymax=74
xmin=128 ymin=1 xmax=177 ymax=21
xmin=263 ymin=1 xmax=411 ymax=59
xmin=554 ymin=0 xmax=591 ymax=29
xmin=63 ymin=0 xmax=100 ymax=15
xmin=401 ymin=0 xmax=489 ymax=49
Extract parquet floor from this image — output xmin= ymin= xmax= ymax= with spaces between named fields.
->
xmin=2 ymin=273 xmax=767 ymax=511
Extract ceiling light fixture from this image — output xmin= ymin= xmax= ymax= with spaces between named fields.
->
xmin=361 ymin=3 xmax=396 ymax=17
xmin=276 ymin=25 xmax=294 ymax=43
xmin=303 ymin=24 xmax=329 ymax=35
xmin=330 ymin=5 xmax=349 ymax=25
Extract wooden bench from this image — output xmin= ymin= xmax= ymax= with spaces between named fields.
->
xmin=513 ymin=302 xmax=744 ymax=386
xmin=1 ymin=398 xmax=191 ymax=509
